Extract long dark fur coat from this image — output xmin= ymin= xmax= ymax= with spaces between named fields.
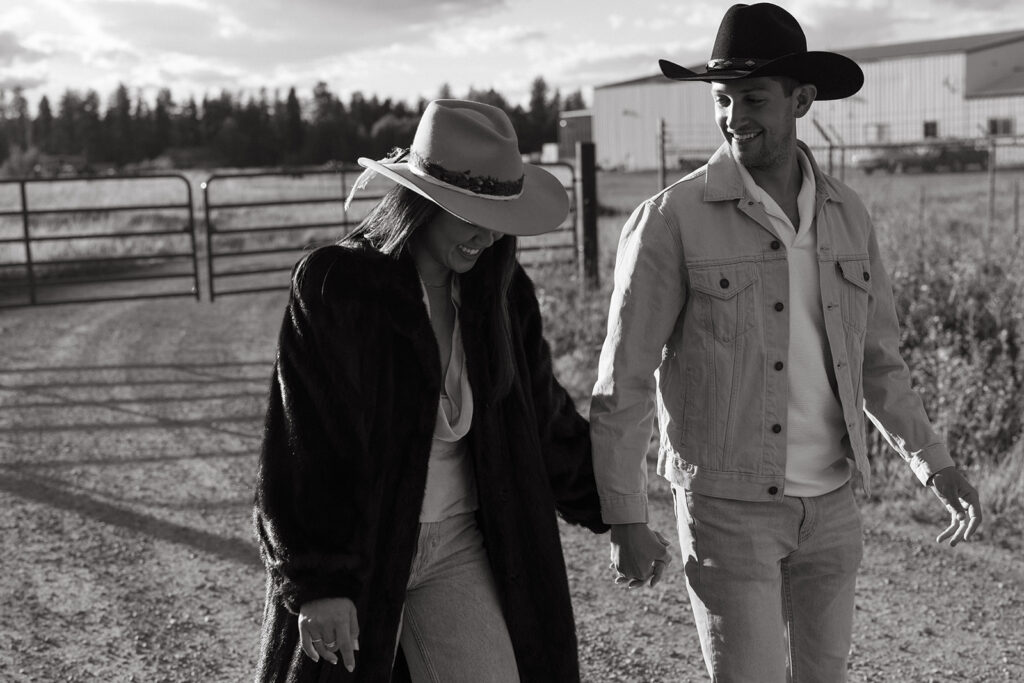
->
xmin=253 ymin=239 xmax=608 ymax=682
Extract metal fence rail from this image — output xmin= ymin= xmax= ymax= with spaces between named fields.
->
xmin=0 ymin=174 xmax=199 ymax=308
xmin=202 ymin=168 xmax=362 ymax=300
xmin=517 ymin=162 xmax=578 ymax=269
xmin=0 ymin=158 xmax=589 ymax=307
xmin=202 ymin=163 xmax=579 ymax=301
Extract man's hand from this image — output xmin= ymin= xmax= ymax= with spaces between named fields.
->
xmin=298 ymin=597 xmax=359 ymax=671
xmin=928 ymin=466 xmax=982 ymax=547
xmin=609 ymin=523 xmax=672 ymax=588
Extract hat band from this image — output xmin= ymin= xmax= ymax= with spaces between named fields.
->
xmin=706 ymin=56 xmax=781 ymax=71
xmin=409 ymin=150 xmax=524 ymax=200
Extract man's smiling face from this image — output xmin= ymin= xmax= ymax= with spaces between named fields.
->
xmin=712 ymin=76 xmax=806 ymax=172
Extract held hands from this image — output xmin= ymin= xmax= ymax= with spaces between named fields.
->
xmin=609 ymin=523 xmax=673 ymax=589
xmin=298 ymin=597 xmax=359 ymax=671
xmin=928 ymin=466 xmax=982 ymax=547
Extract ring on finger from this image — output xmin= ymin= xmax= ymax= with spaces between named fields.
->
xmin=311 ymin=638 xmax=324 ymax=643
xmin=324 ymin=641 xmax=337 ymax=649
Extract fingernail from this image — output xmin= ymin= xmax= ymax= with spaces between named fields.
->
xmin=346 ymin=663 xmax=355 ymax=673
xmin=354 ymin=638 xmax=360 ymax=651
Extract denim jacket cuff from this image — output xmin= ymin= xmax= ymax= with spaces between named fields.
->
xmin=598 ymin=493 xmax=649 ymax=525
xmin=909 ymin=442 xmax=955 ymax=487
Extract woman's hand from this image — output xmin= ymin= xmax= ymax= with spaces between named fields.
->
xmin=298 ymin=597 xmax=359 ymax=672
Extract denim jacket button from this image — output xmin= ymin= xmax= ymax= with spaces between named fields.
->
xmin=774 ymin=361 xmax=784 ymax=371
xmin=863 ymin=271 xmax=871 ymax=281
xmin=772 ymin=424 xmax=782 ymax=434
xmin=770 ymin=240 xmax=781 ymax=250
xmin=768 ymin=486 xmax=779 ymax=495
xmin=774 ymin=302 xmax=785 ymax=312
xmin=719 ymin=278 xmax=730 ymax=289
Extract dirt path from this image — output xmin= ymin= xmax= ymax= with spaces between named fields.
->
xmin=1 ymin=296 xmax=1020 ymax=682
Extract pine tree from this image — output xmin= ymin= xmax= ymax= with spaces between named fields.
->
xmin=284 ymin=87 xmax=304 ymax=159
xmin=33 ymin=95 xmax=54 ymax=154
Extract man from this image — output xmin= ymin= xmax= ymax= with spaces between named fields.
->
xmin=589 ymin=4 xmax=983 ymax=681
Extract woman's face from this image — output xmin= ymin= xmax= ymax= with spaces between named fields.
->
xmin=411 ymin=209 xmax=503 ymax=277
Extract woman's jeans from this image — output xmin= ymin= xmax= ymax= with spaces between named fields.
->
xmin=673 ymin=481 xmax=864 ymax=683
xmin=398 ymin=512 xmax=519 ymax=683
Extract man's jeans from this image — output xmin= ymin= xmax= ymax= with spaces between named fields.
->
xmin=673 ymin=481 xmax=863 ymax=682
xmin=398 ymin=512 xmax=519 ymax=683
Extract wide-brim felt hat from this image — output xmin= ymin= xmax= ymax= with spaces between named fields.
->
xmin=659 ymin=2 xmax=864 ymax=101
xmin=350 ymin=99 xmax=568 ymax=236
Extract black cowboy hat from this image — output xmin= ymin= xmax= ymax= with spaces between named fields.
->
xmin=659 ymin=3 xmax=863 ymax=100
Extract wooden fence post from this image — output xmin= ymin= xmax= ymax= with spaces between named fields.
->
xmin=575 ymin=141 xmax=599 ymax=291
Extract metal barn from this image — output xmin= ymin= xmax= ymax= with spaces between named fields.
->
xmin=593 ymin=29 xmax=1024 ymax=170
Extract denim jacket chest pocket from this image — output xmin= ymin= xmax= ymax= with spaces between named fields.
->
xmin=688 ymin=262 xmax=759 ymax=343
xmin=836 ymin=255 xmax=871 ymax=334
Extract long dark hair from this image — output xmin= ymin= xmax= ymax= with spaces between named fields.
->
xmin=346 ymin=185 xmax=518 ymax=401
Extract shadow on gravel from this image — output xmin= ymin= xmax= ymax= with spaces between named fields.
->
xmin=0 ymin=468 xmax=262 ymax=567
xmin=0 ymin=361 xmax=273 ymax=567
xmin=0 ymin=361 xmax=271 ymax=438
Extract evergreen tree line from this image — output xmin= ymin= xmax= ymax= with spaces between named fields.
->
xmin=0 ymin=77 xmax=586 ymax=174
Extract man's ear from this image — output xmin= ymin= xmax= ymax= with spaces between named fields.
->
xmin=793 ymin=84 xmax=817 ymax=119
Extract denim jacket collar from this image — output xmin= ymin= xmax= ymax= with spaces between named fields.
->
xmin=702 ymin=140 xmax=845 ymax=214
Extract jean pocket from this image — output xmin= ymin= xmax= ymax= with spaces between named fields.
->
xmin=689 ymin=262 xmax=758 ymax=343
xmin=836 ymin=256 xmax=871 ymax=334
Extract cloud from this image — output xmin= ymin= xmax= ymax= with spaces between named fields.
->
xmin=633 ymin=17 xmax=674 ymax=31
xmin=70 ymin=0 xmax=513 ymax=80
xmin=433 ymin=25 xmax=547 ymax=56
xmin=545 ymin=40 xmax=707 ymax=88
xmin=0 ymin=31 xmax=48 ymax=66
xmin=0 ymin=75 xmax=46 ymax=91
xmin=783 ymin=1 xmax=1019 ymax=50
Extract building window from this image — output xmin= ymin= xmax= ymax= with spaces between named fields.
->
xmin=988 ymin=118 xmax=1015 ymax=136
xmin=923 ymin=121 xmax=938 ymax=138
xmin=865 ymin=123 xmax=890 ymax=143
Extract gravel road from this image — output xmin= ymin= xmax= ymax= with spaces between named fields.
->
xmin=1 ymin=295 xmax=1020 ymax=682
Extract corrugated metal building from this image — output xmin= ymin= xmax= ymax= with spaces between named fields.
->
xmin=593 ymin=29 xmax=1024 ymax=170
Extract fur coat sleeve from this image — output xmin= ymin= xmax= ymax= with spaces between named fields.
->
xmin=509 ymin=265 xmax=608 ymax=533
xmin=253 ymin=247 xmax=381 ymax=613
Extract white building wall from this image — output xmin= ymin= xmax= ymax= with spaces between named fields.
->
xmin=594 ymin=49 xmax=1024 ymax=170
xmin=593 ymin=81 xmax=719 ymax=169
xmin=808 ymin=54 xmax=969 ymax=145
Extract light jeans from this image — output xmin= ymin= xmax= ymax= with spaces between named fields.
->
xmin=673 ymin=481 xmax=863 ymax=683
xmin=398 ymin=512 xmax=519 ymax=683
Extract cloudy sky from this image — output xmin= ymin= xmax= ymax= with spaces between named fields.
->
xmin=2 ymin=0 xmax=1022 ymax=110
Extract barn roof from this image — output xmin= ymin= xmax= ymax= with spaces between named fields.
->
xmin=841 ymin=29 xmax=1024 ymax=62
xmin=597 ymin=29 xmax=1024 ymax=90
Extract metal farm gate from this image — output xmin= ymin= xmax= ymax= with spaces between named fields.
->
xmin=0 ymin=174 xmax=200 ymax=308
xmin=202 ymin=168 xmax=361 ymax=300
xmin=202 ymin=163 xmax=579 ymax=301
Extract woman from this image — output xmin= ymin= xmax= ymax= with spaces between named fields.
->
xmin=253 ymin=99 xmax=608 ymax=683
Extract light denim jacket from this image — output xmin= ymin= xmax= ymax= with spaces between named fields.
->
xmin=590 ymin=142 xmax=954 ymax=524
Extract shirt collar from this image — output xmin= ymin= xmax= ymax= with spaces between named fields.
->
xmin=702 ymin=141 xmax=842 ymax=212
xmin=733 ymin=147 xmax=816 ymax=234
